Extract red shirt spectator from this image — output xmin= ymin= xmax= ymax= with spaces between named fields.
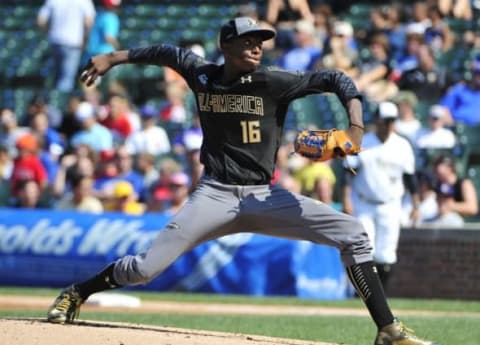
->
xmin=11 ymin=134 xmax=47 ymax=196
xmin=99 ymin=94 xmax=135 ymax=138
xmin=99 ymin=110 xmax=132 ymax=138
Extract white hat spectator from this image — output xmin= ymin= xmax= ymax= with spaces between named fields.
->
xmin=333 ymin=21 xmax=353 ymax=37
xmin=406 ymin=22 xmax=426 ymax=36
xmin=378 ymin=101 xmax=399 ymax=119
xmin=429 ymin=105 xmax=447 ymax=119
xmin=75 ymin=102 xmax=95 ymax=122
xmin=295 ymin=19 xmax=315 ymax=35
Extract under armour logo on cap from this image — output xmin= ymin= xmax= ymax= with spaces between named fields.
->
xmin=220 ymin=17 xmax=275 ymax=44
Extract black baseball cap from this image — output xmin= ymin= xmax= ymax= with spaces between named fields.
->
xmin=220 ymin=17 xmax=276 ymax=44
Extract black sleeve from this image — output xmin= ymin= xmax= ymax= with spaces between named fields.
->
xmin=268 ymin=68 xmax=361 ymax=106
xmin=128 ymin=44 xmax=205 ymax=88
xmin=403 ymin=172 xmax=418 ymax=195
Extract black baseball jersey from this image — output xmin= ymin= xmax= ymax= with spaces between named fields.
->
xmin=129 ymin=45 xmax=361 ymax=185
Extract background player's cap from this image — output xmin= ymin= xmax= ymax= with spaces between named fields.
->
xmin=377 ymin=101 xmax=398 ymax=119
xmin=220 ymin=17 xmax=275 ymax=44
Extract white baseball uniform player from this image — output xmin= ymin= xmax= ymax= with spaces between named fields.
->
xmin=344 ymin=101 xmax=418 ymax=290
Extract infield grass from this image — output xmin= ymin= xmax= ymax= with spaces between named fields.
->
xmin=0 ymin=287 xmax=479 ymax=345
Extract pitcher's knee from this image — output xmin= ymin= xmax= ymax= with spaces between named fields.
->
xmin=113 ymin=254 xmax=162 ymax=286
xmin=339 ymin=216 xmax=373 ymax=266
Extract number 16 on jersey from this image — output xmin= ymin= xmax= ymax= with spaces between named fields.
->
xmin=240 ymin=120 xmax=261 ymax=143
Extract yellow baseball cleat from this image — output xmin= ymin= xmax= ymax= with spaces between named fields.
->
xmin=374 ymin=320 xmax=441 ymax=345
xmin=47 ymin=285 xmax=83 ymax=324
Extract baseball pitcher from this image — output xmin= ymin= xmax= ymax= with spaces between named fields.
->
xmin=47 ymin=17 xmax=439 ymax=345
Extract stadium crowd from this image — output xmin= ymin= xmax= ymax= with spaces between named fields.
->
xmin=0 ymin=0 xmax=479 ymax=227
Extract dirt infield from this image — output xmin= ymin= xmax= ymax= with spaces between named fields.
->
xmin=0 ymin=295 xmax=338 ymax=345
xmin=0 ymin=318 xmax=334 ymax=345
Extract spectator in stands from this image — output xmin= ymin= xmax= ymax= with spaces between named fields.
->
xmin=425 ymin=4 xmax=454 ymax=54
xmin=415 ymin=105 xmax=456 ymax=149
xmin=93 ymin=145 xmax=143 ymax=202
xmin=431 ymin=154 xmax=478 ymax=225
xmin=10 ymin=179 xmax=48 ymax=209
xmin=410 ymin=1 xmax=431 ymax=30
xmin=83 ymin=0 xmax=121 ymax=67
xmin=58 ymin=93 xmax=83 ymax=142
xmin=392 ymin=91 xmax=422 ymax=143
xmin=105 ymin=180 xmax=145 ymax=215
xmin=29 ymin=112 xmax=65 ymax=160
xmin=114 ymin=145 xmax=144 ymax=198
xmin=51 ymin=146 xmax=96 ymax=198
xmin=396 ymin=35 xmax=449 ymax=102
xmin=160 ymin=83 xmax=188 ymax=125
xmin=135 ymin=153 xmax=159 ymax=202
xmin=37 ymin=0 xmax=96 ymax=93
xmin=416 ymin=171 xmax=440 ymax=225
xmin=313 ymin=173 xmax=341 ymax=211
xmin=55 ymin=174 xmax=103 ymax=213
xmin=22 ymin=94 xmax=63 ymax=129
xmin=0 ymin=145 xmax=13 ymax=205
xmin=92 ymin=149 xmax=119 ymax=201
xmin=35 ymin=135 xmax=60 ymax=188
xmin=318 ymin=21 xmax=357 ymax=75
xmin=125 ymin=104 xmax=171 ymax=156
xmin=164 ymin=172 xmax=190 ymax=216
xmin=440 ymin=57 xmax=480 ymax=126
xmin=11 ymin=134 xmax=48 ymax=198
xmin=99 ymin=93 xmax=136 ymax=141
xmin=0 ymin=145 xmax=13 ymax=181
xmin=390 ymin=23 xmax=426 ymax=84
xmin=146 ymin=157 xmax=182 ymax=212
xmin=293 ymin=159 xmax=336 ymax=198
xmin=172 ymin=113 xmax=203 ymax=190
xmin=311 ymin=3 xmax=332 ymax=52
xmin=352 ymin=33 xmax=398 ymax=102
xmin=265 ymin=0 xmax=314 ymax=50
xmin=278 ymin=19 xmax=322 ymax=72
xmin=438 ymin=0 xmax=473 ymax=20
xmin=401 ymin=170 xmax=439 ymax=227
xmin=71 ymin=101 xmax=113 ymax=152
xmin=0 ymin=108 xmax=30 ymax=157
xmin=384 ymin=3 xmax=407 ymax=62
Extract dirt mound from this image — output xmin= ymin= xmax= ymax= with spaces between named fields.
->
xmin=0 ymin=318 xmax=335 ymax=345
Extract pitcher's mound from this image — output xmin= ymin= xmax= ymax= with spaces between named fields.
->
xmin=0 ymin=318 xmax=336 ymax=345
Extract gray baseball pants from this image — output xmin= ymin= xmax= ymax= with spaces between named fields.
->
xmin=113 ymin=176 xmax=373 ymax=286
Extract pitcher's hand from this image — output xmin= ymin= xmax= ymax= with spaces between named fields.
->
xmin=80 ymin=54 xmax=113 ymax=86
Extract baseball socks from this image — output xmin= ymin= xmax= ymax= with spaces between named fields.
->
xmin=73 ymin=263 xmax=122 ymax=301
xmin=346 ymin=261 xmax=395 ymax=329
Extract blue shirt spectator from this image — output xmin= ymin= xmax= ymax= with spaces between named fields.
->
xmin=440 ymin=57 xmax=480 ymax=126
xmin=279 ymin=20 xmax=322 ymax=71
xmin=71 ymin=102 xmax=113 ymax=152
xmin=440 ymin=83 xmax=480 ymax=126
xmin=83 ymin=1 xmax=121 ymax=66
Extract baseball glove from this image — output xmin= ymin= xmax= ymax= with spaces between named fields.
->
xmin=293 ymin=129 xmax=361 ymax=162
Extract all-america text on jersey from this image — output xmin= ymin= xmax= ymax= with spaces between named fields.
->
xmin=197 ymin=92 xmax=264 ymax=116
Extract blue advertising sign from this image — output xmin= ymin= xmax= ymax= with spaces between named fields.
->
xmin=0 ymin=209 xmax=351 ymax=299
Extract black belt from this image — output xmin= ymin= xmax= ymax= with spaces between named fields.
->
xmin=205 ymin=174 xmax=269 ymax=186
